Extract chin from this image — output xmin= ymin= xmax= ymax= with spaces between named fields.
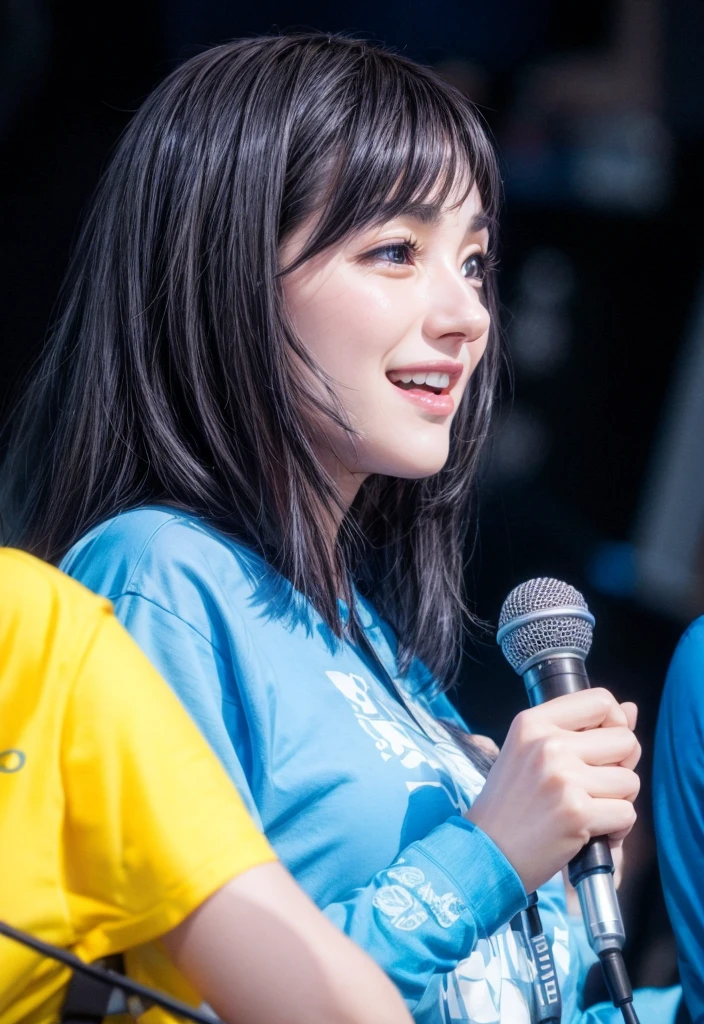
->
xmin=376 ymin=442 xmax=450 ymax=480
xmin=396 ymin=461 xmax=448 ymax=480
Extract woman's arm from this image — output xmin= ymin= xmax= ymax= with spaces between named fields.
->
xmin=163 ymin=861 xmax=413 ymax=1024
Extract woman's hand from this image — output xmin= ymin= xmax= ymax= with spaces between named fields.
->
xmin=464 ymin=688 xmax=641 ymax=894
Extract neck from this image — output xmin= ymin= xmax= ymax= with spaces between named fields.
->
xmin=318 ymin=456 xmax=368 ymax=544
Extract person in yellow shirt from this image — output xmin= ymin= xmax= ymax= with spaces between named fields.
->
xmin=0 ymin=548 xmax=412 ymax=1024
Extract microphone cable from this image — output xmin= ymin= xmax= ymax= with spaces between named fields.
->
xmin=599 ymin=948 xmax=640 ymax=1023
xmin=0 ymin=919 xmax=218 ymax=1024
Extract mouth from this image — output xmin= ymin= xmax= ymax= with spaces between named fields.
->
xmin=385 ymin=363 xmax=464 ymax=416
xmin=387 ymin=363 xmax=463 ymax=393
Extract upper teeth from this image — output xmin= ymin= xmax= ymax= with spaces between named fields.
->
xmin=393 ymin=371 xmax=450 ymax=388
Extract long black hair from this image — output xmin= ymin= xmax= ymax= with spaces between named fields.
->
xmin=1 ymin=33 xmax=502 ymax=691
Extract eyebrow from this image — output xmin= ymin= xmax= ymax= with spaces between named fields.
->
xmin=468 ymin=212 xmax=494 ymax=235
xmin=385 ymin=202 xmax=494 ymax=237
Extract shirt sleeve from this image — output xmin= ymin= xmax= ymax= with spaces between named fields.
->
xmin=653 ymin=617 xmax=704 ymax=1023
xmin=323 ymin=814 xmax=526 ymax=1011
xmin=61 ymin=608 xmax=276 ymax=964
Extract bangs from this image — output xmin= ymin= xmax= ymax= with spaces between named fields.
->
xmin=279 ymin=40 xmax=500 ymax=270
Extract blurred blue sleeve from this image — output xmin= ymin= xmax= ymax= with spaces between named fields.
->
xmin=581 ymin=987 xmax=682 ymax=1022
xmin=654 ymin=616 xmax=704 ymax=1022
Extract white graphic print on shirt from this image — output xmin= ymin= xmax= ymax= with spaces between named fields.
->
xmin=326 ymin=669 xmax=571 ymax=1023
xmin=326 ymin=670 xmax=482 ymax=812
xmin=372 ymin=864 xmax=467 ymax=933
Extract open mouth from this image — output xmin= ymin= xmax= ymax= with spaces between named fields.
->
xmin=386 ymin=370 xmax=451 ymax=396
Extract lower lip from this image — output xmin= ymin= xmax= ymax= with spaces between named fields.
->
xmin=391 ymin=384 xmax=455 ymax=416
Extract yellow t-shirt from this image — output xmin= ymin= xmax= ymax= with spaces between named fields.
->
xmin=0 ymin=549 xmax=276 ymax=1024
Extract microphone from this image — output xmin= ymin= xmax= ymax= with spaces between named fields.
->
xmin=497 ymin=578 xmax=639 ymax=1024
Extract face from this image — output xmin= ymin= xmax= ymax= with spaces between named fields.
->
xmin=281 ymin=184 xmax=492 ymax=504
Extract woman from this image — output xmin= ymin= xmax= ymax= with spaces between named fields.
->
xmin=0 ymin=548 xmax=412 ymax=1024
xmin=2 ymin=34 xmax=680 ymax=1023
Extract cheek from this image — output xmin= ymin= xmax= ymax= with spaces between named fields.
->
xmin=287 ymin=276 xmax=412 ymax=385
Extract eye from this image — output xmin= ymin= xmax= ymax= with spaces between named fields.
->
xmin=462 ymin=252 xmax=488 ymax=282
xmin=361 ymin=239 xmax=420 ymax=266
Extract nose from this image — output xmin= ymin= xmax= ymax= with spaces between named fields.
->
xmin=422 ymin=268 xmax=490 ymax=349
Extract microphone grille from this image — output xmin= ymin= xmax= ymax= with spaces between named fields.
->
xmin=497 ymin=577 xmax=594 ymax=674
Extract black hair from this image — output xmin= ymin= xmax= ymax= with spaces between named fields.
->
xmin=1 ymin=33 xmax=502 ymax=695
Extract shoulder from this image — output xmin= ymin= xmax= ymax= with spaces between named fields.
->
xmin=670 ymin=614 xmax=704 ymax=663
xmin=0 ymin=547 xmax=111 ymax=688
xmin=0 ymin=546 xmax=109 ymax=633
xmin=2 ymin=546 xmax=79 ymax=603
xmin=663 ymin=615 xmax=704 ymax=708
xmin=61 ymin=507 xmax=269 ymax=612
xmin=656 ymin=616 xmax=704 ymax=776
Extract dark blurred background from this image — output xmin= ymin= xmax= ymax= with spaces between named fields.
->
xmin=2 ymin=0 xmax=704 ymax=1006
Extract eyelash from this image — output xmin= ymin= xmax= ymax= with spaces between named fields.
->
xmin=362 ymin=237 xmax=497 ymax=281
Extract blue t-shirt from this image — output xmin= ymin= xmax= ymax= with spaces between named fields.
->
xmin=61 ymin=507 xmax=680 ymax=1024
xmin=654 ymin=617 xmax=704 ymax=1022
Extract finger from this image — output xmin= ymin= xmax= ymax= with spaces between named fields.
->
xmin=586 ymin=798 xmax=637 ymax=839
xmin=537 ymin=688 xmax=629 ymax=731
xmin=568 ymin=727 xmax=641 ymax=768
xmin=581 ymin=765 xmax=640 ymax=802
xmin=618 ymin=735 xmax=641 ymax=772
xmin=608 ymin=826 xmax=633 ymax=844
xmin=620 ymin=701 xmax=638 ymax=731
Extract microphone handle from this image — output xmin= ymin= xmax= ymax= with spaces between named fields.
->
xmin=522 ymin=656 xmax=626 ymax=955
